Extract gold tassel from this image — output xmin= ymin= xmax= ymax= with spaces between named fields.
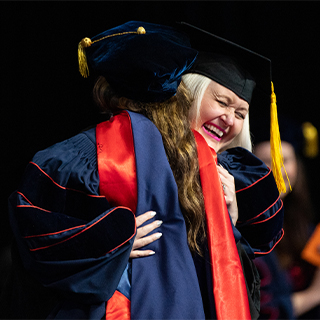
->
xmin=270 ymin=82 xmax=291 ymax=194
xmin=302 ymin=122 xmax=319 ymax=158
xmin=78 ymin=37 xmax=92 ymax=78
xmin=78 ymin=27 xmax=146 ymax=78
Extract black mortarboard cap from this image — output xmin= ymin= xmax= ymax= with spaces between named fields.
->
xmin=78 ymin=21 xmax=198 ymax=102
xmin=178 ymin=22 xmax=272 ymax=105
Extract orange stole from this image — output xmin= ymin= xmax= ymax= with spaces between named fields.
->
xmin=105 ymin=291 xmax=131 ymax=320
xmin=96 ymin=112 xmax=136 ymax=320
xmin=193 ymin=130 xmax=251 ymax=320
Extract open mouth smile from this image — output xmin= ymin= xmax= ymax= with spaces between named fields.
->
xmin=202 ymin=123 xmax=226 ymax=142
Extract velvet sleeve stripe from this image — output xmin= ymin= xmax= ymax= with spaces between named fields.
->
xmin=248 ymin=200 xmax=283 ymax=225
xmin=23 ymin=224 xmax=86 ymax=239
xmin=254 ymin=229 xmax=284 ymax=255
xmin=17 ymin=203 xmax=52 ymax=214
xmin=17 ymin=191 xmax=34 ymax=205
xmin=18 ymin=162 xmax=108 ymax=222
xmin=238 ymin=197 xmax=283 ymax=225
xmin=15 ymin=191 xmax=89 ymax=237
xmin=236 ymin=168 xmax=273 ymax=193
xmin=236 ymin=200 xmax=284 ymax=254
xmin=15 ymin=201 xmax=136 ymax=261
xmin=29 ymin=162 xmax=104 ymax=197
xmin=236 ymin=168 xmax=281 ymax=224
xmin=24 ymin=206 xmax=134 ymax=252
xmin=237 ymin=208 xmax=284 ymax=249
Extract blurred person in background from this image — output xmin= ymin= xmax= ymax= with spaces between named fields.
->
xmin=252 ymin=116 xmax=320 ymax=319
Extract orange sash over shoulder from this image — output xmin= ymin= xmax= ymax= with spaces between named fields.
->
xmin=194 ymin=130 xmax=251 ymax=320
xmin=96 ymin=112 xmax=136 ymax=320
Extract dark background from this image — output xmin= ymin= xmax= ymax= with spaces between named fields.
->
xmin=1 ymin=1 xmax=320 ymax=275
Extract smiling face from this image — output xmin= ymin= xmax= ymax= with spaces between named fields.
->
xmin=189 ymin=80 xmax=249 ymax=152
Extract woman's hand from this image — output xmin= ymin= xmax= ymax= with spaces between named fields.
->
xmin=130 ymin=211 xmax=163 ymax=259
xmin=217 ymin=165 xmax=238 ymax=226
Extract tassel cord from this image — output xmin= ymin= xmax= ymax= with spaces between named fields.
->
xmin=270 ymin=82 xmax=291 ymax=194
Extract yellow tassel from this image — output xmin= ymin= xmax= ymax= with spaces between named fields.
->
xmin=78 ymin=37 xmax=92 ymax=78
xmin=270 ymin=82 xmax=291 ymax=194
xmin=78 ymin=27 xmax=146 ymax=78
xmin=302 ymin=122 xmax=319 ymax=158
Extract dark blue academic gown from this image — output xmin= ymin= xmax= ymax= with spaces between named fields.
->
xmin=2 ymin=111 xmax=283 ymax=319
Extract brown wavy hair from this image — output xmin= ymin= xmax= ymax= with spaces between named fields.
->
xmin=93 ymin=76 xmax=205 ymax=253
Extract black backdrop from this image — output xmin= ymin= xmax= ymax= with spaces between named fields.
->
xmin=2 ymin=1 xmax=320 ymax=248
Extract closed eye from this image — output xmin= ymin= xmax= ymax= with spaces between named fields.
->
xmin=217 ymin=99 xmax=228 ymax=107
xmin=236 ymin=112 xmax=246 ymax=119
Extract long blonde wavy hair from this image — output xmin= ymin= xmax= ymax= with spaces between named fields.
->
xmin=93 ymin=76 xmax=206 ymax=254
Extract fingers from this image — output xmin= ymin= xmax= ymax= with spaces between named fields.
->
xmin=217 ymin=165 xmax=235 ymax=194
xmin=130 ymin=250 xmax=156 ymax=259
xmin=217 ymin=165 xmax=238 ymax=225
xmin=217 ymin=166 xmax=233 ymax=186
xmin=136 ymin=218 xmax=163 ymax=239
xmin=130 ymin=231 xmax=162 ymax=258
xmin=130 ymin=211 xmax=163 ymax=259
xmin=136 ymin=210 xmax=157 ymax=228
xmin=217 ymin=164 xmax=229 ymax=177
xmin=134 ymin=210 xmax=162 ymax=245
xmin=134 ymin=224 xmax=162 ymax=250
